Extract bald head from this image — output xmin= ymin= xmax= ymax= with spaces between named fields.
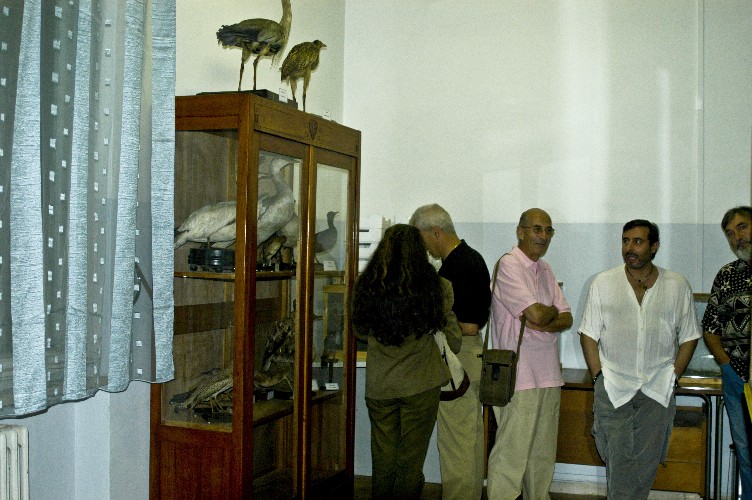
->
xmin=519 ymin=208 xmax=550 ymax=227
xmin=516 ymin=208 xmax=554 ymax=261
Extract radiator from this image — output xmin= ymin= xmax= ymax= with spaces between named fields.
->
xmin=0 ymin=425 xmax=28 ymax=500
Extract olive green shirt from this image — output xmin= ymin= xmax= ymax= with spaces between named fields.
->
xmin=361 ymin=278 xmax=462 ymax=399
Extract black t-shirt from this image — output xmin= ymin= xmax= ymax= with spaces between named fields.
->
xmin=439 ymin=240 xmax=492 ymax=328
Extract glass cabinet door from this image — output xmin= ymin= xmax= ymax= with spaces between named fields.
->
xmin=166 ymin=129 xmax=238 ymax=429
xmin=252 ymin=138 xmax=304 ymax=498
xmin=310 ymin=150 xmax=356 ymax=487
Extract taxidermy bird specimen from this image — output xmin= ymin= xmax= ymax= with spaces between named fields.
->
xmin=314 ymin=211 xmax=338 ymax=255
xmin=174 ymin=200 xmax=236 ymax=248
xmin=255 ymin=314 xmax=299 ymax=392
xmin=280 ymin=40 xmax=326 ymax=112
xmin=257 ymin=234 xmax=287 ymax=267
xmin=170 ymin=366 xmax=233 ymax=412
xmin=257 ymin=156 xmax=296 ymax=244
xmin=216 ymin=0 xmax=292 ymax=91
xmin=277 ymin=212 xmax=299 ymax=250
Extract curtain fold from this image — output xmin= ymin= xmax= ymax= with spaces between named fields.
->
xmin=0 ymin=0 xmax=175 ymax=417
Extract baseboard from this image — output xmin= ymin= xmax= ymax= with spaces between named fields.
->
xmin=550 ymin=479 xmax=606 ymax=496
xmin=551 ymin=480 xmax=702 ymax=499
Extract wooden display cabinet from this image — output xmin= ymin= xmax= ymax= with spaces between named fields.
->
xmin=150 ymin=93 xmax=360 ymax=499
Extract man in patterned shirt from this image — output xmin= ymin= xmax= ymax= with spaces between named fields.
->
xmin=703 ymin=205 xmax=752 ymax=499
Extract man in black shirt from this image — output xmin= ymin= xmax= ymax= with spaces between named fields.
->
xmin=410 ymin=204 xmax=492 ymax=500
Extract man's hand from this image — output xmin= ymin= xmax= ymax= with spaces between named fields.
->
xmin=459 ymin=322 xmax=480 ymax=336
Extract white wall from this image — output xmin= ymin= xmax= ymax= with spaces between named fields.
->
xmin=345 ymin=0 xmax=750 ymax=225
xmin=344 ymin=0 xmax=751 ymax=489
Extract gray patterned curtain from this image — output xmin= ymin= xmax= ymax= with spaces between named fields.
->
xmin=0 ymin=0 xmax=175 ymax=417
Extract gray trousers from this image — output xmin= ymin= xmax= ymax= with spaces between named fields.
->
xmin=592 ymin=376 xmax=675 ymax=500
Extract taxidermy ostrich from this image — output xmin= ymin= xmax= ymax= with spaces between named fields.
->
xmin=216 ymin=0 xmax=292 ymax=91
xmin=280 ymin=40 xmax=326 ymax=111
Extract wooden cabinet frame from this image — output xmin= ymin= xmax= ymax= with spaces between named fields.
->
xmin=150 ymin=93 xmax=360 ymax=499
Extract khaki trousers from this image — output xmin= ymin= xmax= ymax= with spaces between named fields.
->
xmin=437 ymin=335 xmax=485 ymax=500
xmin=487 ymin=387 xmax=561 ymax=500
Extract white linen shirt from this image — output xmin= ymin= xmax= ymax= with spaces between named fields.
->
xmin=578 ymin=265 xmax=701 ymax=408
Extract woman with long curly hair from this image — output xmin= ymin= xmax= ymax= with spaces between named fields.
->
xmin=352 ymin=224 xmax=461 ymax=500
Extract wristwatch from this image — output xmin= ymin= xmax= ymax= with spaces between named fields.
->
xmin=592 ymin=370 xmax=602 ymax=384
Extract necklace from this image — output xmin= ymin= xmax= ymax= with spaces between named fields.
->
xmin=625 ymin=264 xmax=656 ymax=291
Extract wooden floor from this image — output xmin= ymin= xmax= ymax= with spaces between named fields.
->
xmin=353 ymin=476 xmax=603 ymax=499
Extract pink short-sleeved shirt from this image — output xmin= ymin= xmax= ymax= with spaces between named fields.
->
xmin=491 ymin=246 xmax=571 ymax=391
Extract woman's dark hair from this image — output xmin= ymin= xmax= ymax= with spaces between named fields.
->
xmin=351 ymin=224 xmax=446 ymax=346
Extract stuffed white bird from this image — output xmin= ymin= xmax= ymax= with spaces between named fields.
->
xmin=174 ymin=200 xmax=237 ymax=248
xmin=276 ymin=211 xmax=299 ymax=249
xmin=257 ymin=157 xmax=296 ymax=244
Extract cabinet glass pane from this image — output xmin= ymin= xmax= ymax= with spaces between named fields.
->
xmin=312 ymin=163 xmax=350 ymax=483
xmin=252 ymin=150 xmax=301 ymax=497
xmin=165 ymin=130 xmax=238 ymax=429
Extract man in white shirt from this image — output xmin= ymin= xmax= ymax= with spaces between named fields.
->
xmin=579 ymin=219 xmax=701 ymax=499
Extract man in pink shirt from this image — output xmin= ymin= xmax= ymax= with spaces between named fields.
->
xmin=486 ymin=208 xmax=573 ymax=500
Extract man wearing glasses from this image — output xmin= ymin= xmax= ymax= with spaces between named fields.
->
xmin=487 ymin=208 xmax=572 ymax=499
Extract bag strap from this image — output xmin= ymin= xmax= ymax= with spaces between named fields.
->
xmin=483 ymin=254 xmax=526 ymax=358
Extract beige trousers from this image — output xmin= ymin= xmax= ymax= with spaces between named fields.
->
xmin=486 ymin=386 xmax=561 ymax=500
xmin=437 ymin=335 xmax=485 ymax=500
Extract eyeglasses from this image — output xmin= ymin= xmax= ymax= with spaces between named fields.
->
xmin=520 ymin=225 xmax=555 ymax=236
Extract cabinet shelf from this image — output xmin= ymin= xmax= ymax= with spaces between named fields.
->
xmin=254 ymin=390 xmax=342 ymax=426
xmin=173 ymin=270 xmax=299 ymax=281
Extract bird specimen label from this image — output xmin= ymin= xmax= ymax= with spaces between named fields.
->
xmin=325 ymin=382 xmax=339 ymax=391
xmin=322 ymin=260 xmax=336 ymax=271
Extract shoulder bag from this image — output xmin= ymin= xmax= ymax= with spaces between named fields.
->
xmin=479 ymin=256 xmax=525 ymax=407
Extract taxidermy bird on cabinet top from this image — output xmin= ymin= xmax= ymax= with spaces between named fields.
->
xmin=280 ymin=40 xmax=326 ymax=112
xmin=216 ymin=0 xmax=292 ymax=91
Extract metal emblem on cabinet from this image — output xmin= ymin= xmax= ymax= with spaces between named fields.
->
xmin=309 ymin=120 xmax=318 ymax=140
